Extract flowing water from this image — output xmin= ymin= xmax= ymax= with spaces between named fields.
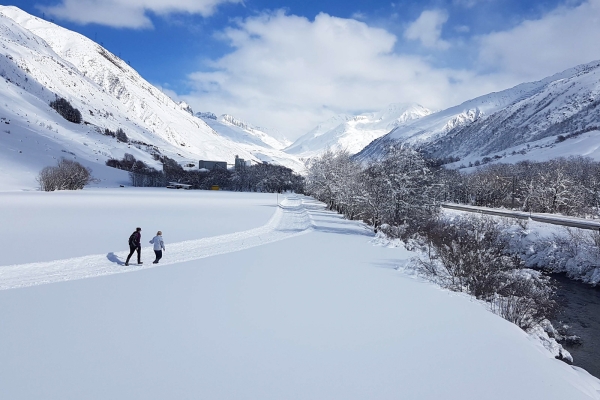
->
xmin=552 ymin=274 xmax=600 ymax=378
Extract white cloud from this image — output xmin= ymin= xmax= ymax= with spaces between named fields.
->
xmin=404 ymin=9 xmax=451 ymax=50
xmin=126 ymin=1 xmax=600 ymax=142
xmin=39 ymin=0 xmax=241 ymax=29
xmin=183 ymin=11 xmax=496 ymax=139
xmin=477 ymin=0 xmax=600 ymax=80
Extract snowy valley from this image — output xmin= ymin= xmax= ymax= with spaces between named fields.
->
xmin=3 ymin=4 xmax=600 ymax=400
xmin=0 ymin=6 xmax=302 ymax=191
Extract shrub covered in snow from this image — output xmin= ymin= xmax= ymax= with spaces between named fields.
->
xmin=415 ymin=214 xmax=557 ymax=330
xmin=37 ymin=158 xmax=95 ymax=191
xmin=522 ymin=227 xmax=600 ymax=285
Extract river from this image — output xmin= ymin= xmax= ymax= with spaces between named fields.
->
xmin=552 ymin=274 xmax=600 ymax=379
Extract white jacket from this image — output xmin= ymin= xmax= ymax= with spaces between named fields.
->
xmin=149 ymin=235 xmax=165 ymax=251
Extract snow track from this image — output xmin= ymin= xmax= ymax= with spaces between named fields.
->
xmin=0 ymin=195 xmax=319 ymax=291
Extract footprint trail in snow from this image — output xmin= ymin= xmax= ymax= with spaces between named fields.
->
xmin=0 ymin=196 xmax=322 ymax=290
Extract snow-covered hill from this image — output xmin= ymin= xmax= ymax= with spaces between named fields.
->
xmin=197 ymin=113 xmax=304 ymax=171
xmin=0 ymin=6 xmax=301 ymax=190
xmin=285 ymin=103 xmax=432 ymax=158
xmin=358 ymin=61 xmax=600 ymax=166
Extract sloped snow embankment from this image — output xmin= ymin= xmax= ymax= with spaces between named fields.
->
xmin=0 ymin=196 xmax=316 ymax=290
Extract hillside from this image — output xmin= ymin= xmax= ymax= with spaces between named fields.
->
xmin=0 ymin=6 xmax=301 ymax=190
xmin=357 ymin=61 xmax=600 ymax=166
xmin=285 ymin=103 xmax=431 ymax=158
xmin=197 ymin=113 xmax=304 ymax=171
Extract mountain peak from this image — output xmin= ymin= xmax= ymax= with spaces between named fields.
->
xmin=357 ymin=59 xmax=600 ymax=166
xmin=285 ymin=103 xmax=432 ymax=158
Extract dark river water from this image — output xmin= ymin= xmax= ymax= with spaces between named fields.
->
xmin=551 ymin=274 xmax=600 ymax=378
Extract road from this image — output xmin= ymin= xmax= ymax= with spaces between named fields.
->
xmin=441 ymin=203 xmax=600 ymax=231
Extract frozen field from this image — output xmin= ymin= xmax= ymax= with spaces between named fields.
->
xmin=1 ymin=189 xmax=599 ymax=399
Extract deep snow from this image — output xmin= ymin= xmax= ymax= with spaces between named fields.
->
xmin=1 ymin=189 xmax=599 ymax=399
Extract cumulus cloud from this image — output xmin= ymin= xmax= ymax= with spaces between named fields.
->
xmin=477 ymin=0 xmax=600 ymax=80
xmin=404 ymin=9 xmax=451 ymax=50
xmin=39 ymin=0 xmax=241 ymax=28
xmin=46 ymin=0 xmax=600 ymax=140
xmin=183 ymin=11 xmax=496 ymax=138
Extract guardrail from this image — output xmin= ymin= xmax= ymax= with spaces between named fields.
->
xmin=441 ymin=203 xmax=600 ymax=231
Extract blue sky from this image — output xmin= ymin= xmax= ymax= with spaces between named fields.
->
xmin=4 ymin=0 xmax=600 ymax=139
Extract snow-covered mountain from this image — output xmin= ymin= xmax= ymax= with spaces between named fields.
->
xmin=0 ymin=6 xmax=301 ymax=190
xmin=196 ymin=113 xmax=304 ymax=171
xmin=285 ymin=103 xmax=432 ymax=158
xmin=358 ymin=61 xmax=600 ymax=166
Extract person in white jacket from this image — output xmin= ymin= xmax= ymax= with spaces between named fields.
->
xmin=149 ymin=231 xmax=165 ymax=264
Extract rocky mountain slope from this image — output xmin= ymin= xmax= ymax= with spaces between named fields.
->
xmin=357 ymin=61 xmax=600 ymax=167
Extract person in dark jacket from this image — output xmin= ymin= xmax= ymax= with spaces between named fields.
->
xmin=125 ymin=227 xmax=142 ymax=266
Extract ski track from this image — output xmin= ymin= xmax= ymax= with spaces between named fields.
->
xmin=0 ymin=196 xmax=323 ymax=291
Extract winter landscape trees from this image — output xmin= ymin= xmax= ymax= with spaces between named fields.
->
xmin=37 ymin=158 xmax=95 ymax=191
xmin=105 ymin=154 xmax=305 ymax=193
xmin=417 ymin=214 xmax=556 ymax=331
xmin=443 ymin=157 xmax=600 ymax=216
xmin=306 ymin=146 xmax=439 ymax=238
xmin=49 ymin=97 xmax=81 ymax=124
xmin=304 ymin=146 xmax=599 ymax=342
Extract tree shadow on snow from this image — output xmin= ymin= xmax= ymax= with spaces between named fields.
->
xmin=371 ymin=260 xmax=406 ymax=270
xmin=311 ymin=224 xmax=374 ymax=237
xmin=107 ymin=252 xmax=125 ymax=266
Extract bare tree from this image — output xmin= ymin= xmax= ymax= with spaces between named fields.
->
xmin=37 ymin=159 xmax=96 ymax=191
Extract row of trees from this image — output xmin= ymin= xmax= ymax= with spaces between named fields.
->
xmin=106 ymin=153 xmax=164 ymax=187
xmin=163 ymin=159 xmax=305 ymax=193
xmin=440 ymin=157 xmax=600 ymax=216
xmin=304 ymin=147 xmax=559 ymax=331
xmin=306 ymin=146 xmax=440 ymax=237
xmin=105 ymin=154 xmax=305 ymax=193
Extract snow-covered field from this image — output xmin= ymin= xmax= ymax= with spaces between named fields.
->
xmin=1 ymin=189 xmax=600 ymax=399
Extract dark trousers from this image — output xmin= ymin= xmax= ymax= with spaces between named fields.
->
xmin=126 ymin=245 xmax=141 ymax=264
xmin=153 ymin=250 xmax=163 ymax=263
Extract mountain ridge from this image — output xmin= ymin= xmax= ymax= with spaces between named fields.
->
xmin=357 ymin=60 xmax=600 ymax=166
xmin=285 ymin=103 xmax=432 ymax=158
xmin=0 ymin=6 xmax=302 ymax=189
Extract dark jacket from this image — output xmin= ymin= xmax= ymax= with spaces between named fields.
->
xmin=128 ymin=231 xmax=141 ymax=247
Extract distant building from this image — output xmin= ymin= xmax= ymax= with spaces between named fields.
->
xmin=198 ymin=160 xmax=227 ymax=171
xmin=234 ymin=155 xmax=246 ymax=170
